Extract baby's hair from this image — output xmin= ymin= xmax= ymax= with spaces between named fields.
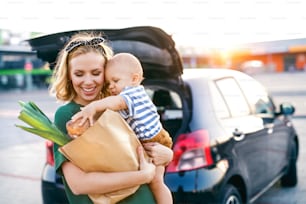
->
xmin=108 ymin=52 xmax=143 ymax=76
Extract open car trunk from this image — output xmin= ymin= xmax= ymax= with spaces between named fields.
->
xmin=28 ymin=26 xmax=190 ymax=138
xmin=27 ymin=26 xmax=183 ymax=81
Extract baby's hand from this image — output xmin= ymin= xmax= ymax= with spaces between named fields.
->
xmin=71 ymin=104 xmax=97 ymax=126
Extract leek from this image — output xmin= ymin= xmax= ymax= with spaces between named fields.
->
xmin=15 ymin=101 xmax=71 ymax=146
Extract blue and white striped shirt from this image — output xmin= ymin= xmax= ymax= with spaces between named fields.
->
xmin=119 ymin=85 xmax=161 ymax=141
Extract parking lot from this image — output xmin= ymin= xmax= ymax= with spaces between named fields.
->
xmin=0 ymin=71 xmax=305 ymax=204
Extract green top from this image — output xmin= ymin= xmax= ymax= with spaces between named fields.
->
xmin=54 ymin=101 xmax=156 ymax=204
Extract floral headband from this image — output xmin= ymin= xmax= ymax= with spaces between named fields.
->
xmin=65 ymin=37 xmax=105 ymax=53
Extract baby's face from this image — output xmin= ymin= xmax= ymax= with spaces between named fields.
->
xmin=105 ymin=65 xmax=134 ymax=95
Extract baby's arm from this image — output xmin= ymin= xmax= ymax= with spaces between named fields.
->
xmin=71 ymin=95 xmax=127 ymax=126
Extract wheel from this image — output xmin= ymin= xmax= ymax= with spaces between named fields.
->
xmin=281 ymin=141 xmax=298 ymax=187
xmin=219 ymin=184 xmax=242 ymax=204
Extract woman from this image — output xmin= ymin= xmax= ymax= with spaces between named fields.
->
xmin=49 ymin=32 xmax=173 ymax=204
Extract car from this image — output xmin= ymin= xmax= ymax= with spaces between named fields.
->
xmin=27 ymin=26 xmax=299 ymax=204
xmin=239 ymin=60 xmax=266 ymax=75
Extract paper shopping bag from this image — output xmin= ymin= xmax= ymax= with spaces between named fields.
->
xmin=59 ymin=109 xmax=144 ymax=204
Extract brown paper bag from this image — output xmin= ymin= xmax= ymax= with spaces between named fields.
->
xmin=59 ymin=109 xmax=144 ymax=204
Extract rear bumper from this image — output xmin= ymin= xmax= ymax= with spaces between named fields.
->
xmin=41 ymin=163 xmax=68 ymax=204
xmin=165 ymin=161 xmax=228 ymax=204
xmin=42 ymin=181 xmax=68 ymax=204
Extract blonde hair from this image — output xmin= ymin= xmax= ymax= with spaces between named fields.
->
xmin=49 ymin=32 xmax=113 ymax=102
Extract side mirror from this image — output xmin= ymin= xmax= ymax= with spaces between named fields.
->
xmin=279 ymin=102 xmax=295 ymax=116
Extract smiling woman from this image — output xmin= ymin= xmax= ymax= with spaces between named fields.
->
xmin=26 ymin=30 xmax=177 ymax=204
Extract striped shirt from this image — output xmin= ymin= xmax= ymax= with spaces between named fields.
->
xmin=119 ymin=85 xmax=162 ymax=141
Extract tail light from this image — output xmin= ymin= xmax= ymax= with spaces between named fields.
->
xmin=166 ymin=129 xmax=213 ymax=172
xmin=45 ymin=140 xmax=55 ymax=166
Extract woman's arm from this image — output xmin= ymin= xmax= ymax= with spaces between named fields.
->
xmin=142 ymin=142 xmax=173 ymax=166
xmin=62 ymin=146 xmax=156 ymax=195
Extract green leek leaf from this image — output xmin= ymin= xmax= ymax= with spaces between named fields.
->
xmin=16 ymin=101 xmax=71 ymax=146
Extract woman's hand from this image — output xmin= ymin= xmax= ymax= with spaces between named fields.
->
xmin=142 ymin=142 xmax=173 ymax=166
xmin=137 ymin=146 xmax=156 ymax=183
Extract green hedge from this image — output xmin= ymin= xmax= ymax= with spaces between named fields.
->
xmin=0 ymin=68 xmax=52 ymax=76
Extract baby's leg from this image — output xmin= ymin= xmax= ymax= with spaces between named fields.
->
xmin=149 ymin=166 xmax=173 ymax=204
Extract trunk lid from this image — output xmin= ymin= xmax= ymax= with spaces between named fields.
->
xmin=27 ymin=26 xmax=183 ymax=81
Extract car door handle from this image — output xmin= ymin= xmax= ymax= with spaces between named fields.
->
xmin=233 ymin=128 xmax=245 ymax=141
xmin=265 ymin=124 xmax=274 ymax=134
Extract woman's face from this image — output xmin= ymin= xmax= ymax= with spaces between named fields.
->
xmin=68 ymin=52 xmax=105 ymax=105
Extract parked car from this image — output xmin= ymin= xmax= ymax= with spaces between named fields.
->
xmin=28 ymin=26 xmax=299 ymax=204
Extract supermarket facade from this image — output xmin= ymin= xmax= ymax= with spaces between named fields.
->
xmin=181 ymin=38 xmax=306 ymax=72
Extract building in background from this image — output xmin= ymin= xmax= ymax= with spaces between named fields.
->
xmin=180 ymin=38 xmax=306 ymax=73
xmin=0 ymin=30 xmax=50 ymax=90
xmin=2 ymin=29 xmax=306 ymax=74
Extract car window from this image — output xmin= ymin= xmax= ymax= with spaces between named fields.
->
xmin=210 ymin=82 xmax=230 ymax=119
xmin=215 ymin=77 xmax=250 ymax=117
xmin=238 ymin=77 xmax=275 ymax=117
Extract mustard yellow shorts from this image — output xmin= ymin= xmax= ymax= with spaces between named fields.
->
xmin=141 ymin=128 xmax=173 ymax=148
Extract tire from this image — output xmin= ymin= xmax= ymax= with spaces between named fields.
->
xmin=281 ymin=141 xmax=298 ymax=187
xmin=219 ymin=184 xmax=243 ymax=204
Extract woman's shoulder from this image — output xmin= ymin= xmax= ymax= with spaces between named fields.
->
xmin=55 ymin=101 xmax=81 ymax=118
xmin=54 ymin=101 xmax=81 ymax=132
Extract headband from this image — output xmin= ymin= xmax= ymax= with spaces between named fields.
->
xmin=65 ymin=37 xmax=105 ymax=53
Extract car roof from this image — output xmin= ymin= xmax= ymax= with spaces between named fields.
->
xmin=182 ymin=68 xmax=250 ymax=81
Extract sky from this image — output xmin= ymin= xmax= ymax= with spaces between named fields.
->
xmin=1 ymin=0 xmax=306 ymax=49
